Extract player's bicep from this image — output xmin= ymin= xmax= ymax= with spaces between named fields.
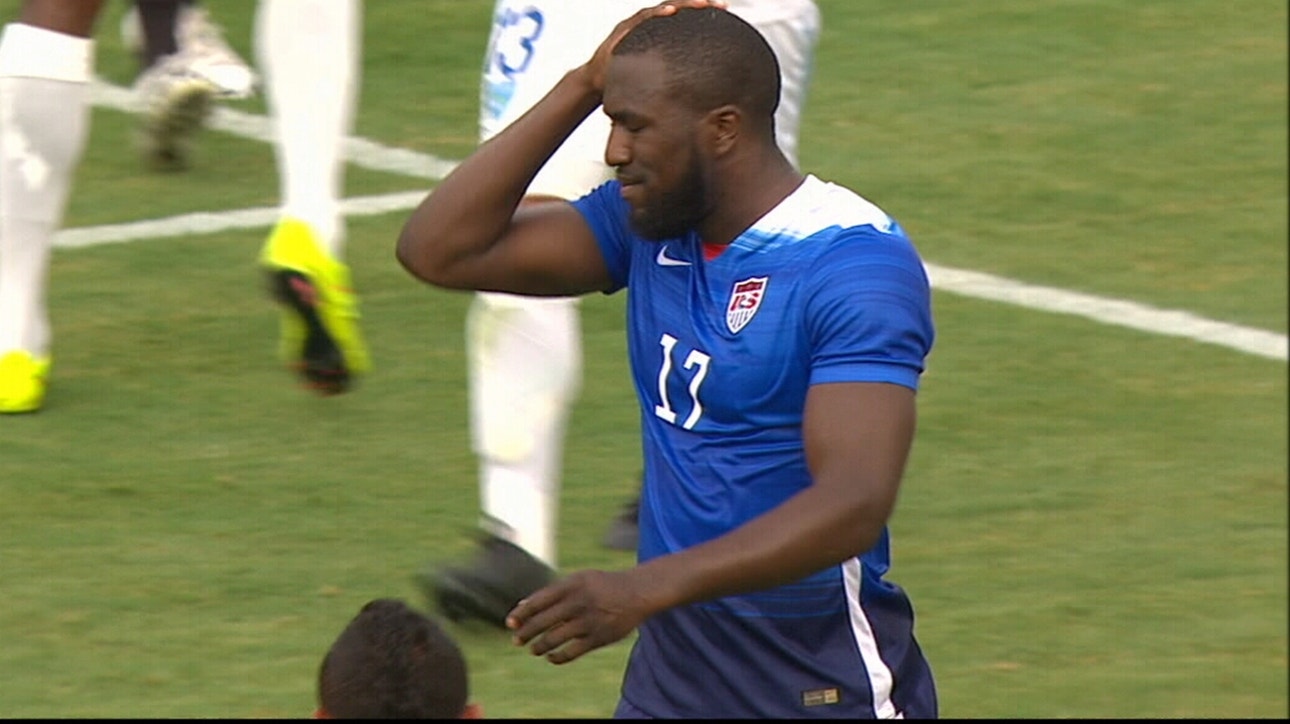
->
xmin=478 ymin=198 xmax=614 ymax=297
xmin=802 ymin=382 xmax=916 ymax=532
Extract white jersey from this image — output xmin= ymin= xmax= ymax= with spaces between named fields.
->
xmin=725 ymin=0 xmax=820 ymax=165
xmin=482 ymin=0 xmax=652 ymax=199
xmin=725 ymin=0 xmax=819 ymax=24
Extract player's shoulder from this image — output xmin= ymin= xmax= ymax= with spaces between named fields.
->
xmin=575 ymin=179 xmax=627 ymax=213
xmin=780 ymin=178 xmax=928 ymax=284
xmin=755 ymin=175 xmax=909 ymax=247
xmin=807 ymin=177 xmax=903 ymax=234
xmin=571 ymin=180 xmax=633 ymax=237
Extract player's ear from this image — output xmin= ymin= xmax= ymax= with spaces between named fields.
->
xmin=705 ymin=104 xmax=740 ymax=156
xmin=313 ymin=707 xmax=330 ymax=719
xmin=462 ymin=701 xmax=484 ymax=719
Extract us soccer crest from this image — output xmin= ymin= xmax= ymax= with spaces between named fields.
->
xmin=726 ymin=276 xmax=769 ymax=334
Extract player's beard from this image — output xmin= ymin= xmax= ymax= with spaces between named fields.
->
xmin=628 ymin=149 xmax=709 ymax=241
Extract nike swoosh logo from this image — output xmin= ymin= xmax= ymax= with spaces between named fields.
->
xmin=656 ymin=245 xmax=691 ymax=267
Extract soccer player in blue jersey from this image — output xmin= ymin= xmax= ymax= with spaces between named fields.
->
xmin=396 ymin=0 xmax=938 ymax=717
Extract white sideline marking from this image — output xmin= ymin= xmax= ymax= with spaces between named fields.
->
xmin=54 ymin=191 xmax=428 ymax=249
xmin=925 ymin=265 xmax=1287 ymax=362
xmin=91 ymin=80 xmax=458 ymax=180
xmin=81 ymin=80 xmax=1287 ymax=363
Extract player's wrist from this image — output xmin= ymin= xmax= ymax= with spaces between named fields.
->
xmin=630 ymin=557 xmax=697 ymax=615
xmin=561 ymin=65 xmax=603 ymax=106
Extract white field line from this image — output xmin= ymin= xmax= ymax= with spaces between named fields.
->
xmin=90 ymin=80 xmax=458 ymax=180
xmin=924 ymin=265 xmax=1287 ymax=361
xmin=75 ymin=80 xmax=1287 ymax=363
xmin=53 ymin=190 xmax=429 ymax=249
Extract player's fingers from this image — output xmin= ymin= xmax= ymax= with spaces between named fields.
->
xmin=545 ymin=634 xmax=597 ymax=665
xmin=509 ymin=611 xmax=555 ymax=646
xmin=590 ymin=0 xmax=729 ymax=89
xmin=506 ymin=584 xmax=568 ymax=643
xmin=528 ymin=617 xmax=586 ymax=657
xmin=509 ymin=594 xmax=580 ymax=646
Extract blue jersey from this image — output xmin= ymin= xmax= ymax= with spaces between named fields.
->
xmin=572 ymin=175 xmax=937 ymax=719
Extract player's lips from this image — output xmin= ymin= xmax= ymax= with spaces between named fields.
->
xmin=618 ymin=178 xmax=644 ymax=203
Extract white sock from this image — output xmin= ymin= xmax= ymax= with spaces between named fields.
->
xmin=480 ymin=464 xmax=559 ymax=569
xmin=469 ymin=293 xmax=583 ymax=569
xmin=254 ymin=0 xmax=360 ymax=258
xmin=0 ymin=24 xmax=94 ymax=356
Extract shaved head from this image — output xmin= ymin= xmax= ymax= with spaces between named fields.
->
xmin=614 ymin=7 xmax=781 ymax=130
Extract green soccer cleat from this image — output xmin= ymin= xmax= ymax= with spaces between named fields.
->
xmin=0 ymin=350 xmax=51 ymax=414
xmin=259 ymin=219 xmax=369 ymax=395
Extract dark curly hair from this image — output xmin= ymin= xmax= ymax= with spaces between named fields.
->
xmin=318 ymin=598 xmax=468 ymax=719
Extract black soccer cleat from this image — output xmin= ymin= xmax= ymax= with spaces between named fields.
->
xmin=418 ymin=533 xmax=556 ymax=630
xmin=268 ymin=270 xmax=350 ymax=395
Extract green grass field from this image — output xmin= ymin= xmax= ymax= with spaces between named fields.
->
xmin=0 ymin=0 xmax=1285 ymax=718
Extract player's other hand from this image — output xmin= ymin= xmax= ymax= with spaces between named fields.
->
xmin=582 ymin=0 xmax=730 ymax=93
xmin=506 ymin=569 xmax=651 ymax=664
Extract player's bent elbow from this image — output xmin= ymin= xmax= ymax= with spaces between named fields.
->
xmin=828 ymin=493 xmax=900 ymax=561
xmin=395 ymin=228 xmax=448 ymax=287
xmin=855 ymin=522 xmax=888 ymax=557
xmin=819 ymin=523 xmax=886 ymax=564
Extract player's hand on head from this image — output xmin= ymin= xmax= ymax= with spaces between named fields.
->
xmin=505 ymin=569 xmax=648 ymax=665
xmin=582 ymin=0 xmax=730 ymax=93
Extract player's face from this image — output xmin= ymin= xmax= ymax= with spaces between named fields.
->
xmin=603 ymin=53 xmax=712 ymax=241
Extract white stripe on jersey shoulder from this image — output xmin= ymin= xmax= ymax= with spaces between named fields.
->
xmin=734 ymin=175 xmax=901 ymax=252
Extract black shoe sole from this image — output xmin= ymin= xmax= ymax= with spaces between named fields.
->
xmin=269 ymin=270 xmax=350 ymax=395
xmin=427 ymin=569 xmax=513 ymax=630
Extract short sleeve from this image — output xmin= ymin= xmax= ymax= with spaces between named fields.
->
xmin=805 ymin=227 xmax=934 ymax=391
xmin=571 ymin=180 xmax=634 ymax=292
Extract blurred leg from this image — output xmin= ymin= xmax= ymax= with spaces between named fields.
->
xmin=135 ymin=0 xmax=189 ymax=68
xmin=470 ymin=293 xmax=583 ymax=568
xmin=256 ymin=0 xmax=360 ymax=257
xmin=0 ymin=0 xmax=105 ymax=413
xmin=255 ymin=0 xmax=368 ymax=394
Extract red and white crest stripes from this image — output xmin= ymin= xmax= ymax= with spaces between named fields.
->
xmin=726 ymin=276 xmax=769 ymax=334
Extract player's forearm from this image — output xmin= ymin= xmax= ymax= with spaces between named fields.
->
xmin=632 ymin=480 xmax=896 ymax=616
xmin=630 ymin=382 xmax=917 ymax=616
xmin=395 ymin=67 xmax=602 ymax=287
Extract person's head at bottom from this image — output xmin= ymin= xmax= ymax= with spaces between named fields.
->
xmin=316 ymin=598 xmax=481 ymax=719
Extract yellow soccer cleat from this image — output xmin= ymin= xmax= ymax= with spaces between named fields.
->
xmin=260 ymin=218 xmax=370 ymax=395
xmin=0 ymin=350 xmax=51 ymax=414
